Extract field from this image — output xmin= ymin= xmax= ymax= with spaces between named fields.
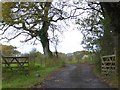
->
xmin=2 ymin=54 xmax=118 ymax=89
xmin=2 ymin=58 xmax=65 ymax=88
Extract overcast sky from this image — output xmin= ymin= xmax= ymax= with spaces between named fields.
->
xmin=57 ymin=27 xmax=84 ymax=54
xmin=0 ymin=24 xmax=84 ymax=54
xmin=0 ymin=0 xmax=85 ymax=54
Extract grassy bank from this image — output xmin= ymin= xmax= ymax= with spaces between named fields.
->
xmin=2 ymin=58 xmax=65 ymax=88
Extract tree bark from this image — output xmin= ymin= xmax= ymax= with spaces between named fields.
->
xmin=39 ymin=21 xmax=52 ymax=57
xmin=115 ymin=32 xmax=120 ymax=88
xmin=41 ymin=37 xmax=52 ymax=57
xmin=100 ymin=2 xmax=120 ymax=88
xmin=39 ymin=2 xmax=53 ymax=57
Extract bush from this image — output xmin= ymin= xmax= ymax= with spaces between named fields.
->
xmin=94 ymin=53 xmax=101 ymax=74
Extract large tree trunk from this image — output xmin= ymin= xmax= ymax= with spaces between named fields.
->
xmin=39 ymin=2 xmax=52 ymax=57
xmin=100 ymin=2 xmax=120 ymax=88
xmin=41 ymin=35 xmax=52 ymax=57
xmin=100 ymin=28 xmax=115 ymax=55
xmin=40 ymin=21 xmax=53 ymax=57
xmin=115 ymin=32 xmax=120 ymax=88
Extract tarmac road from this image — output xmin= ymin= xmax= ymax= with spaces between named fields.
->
xmin=34 ymin=64 xmax=111 ymax=88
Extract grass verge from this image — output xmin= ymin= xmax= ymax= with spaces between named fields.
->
xmin=92 ymin=65 xmax=118 ymax=88
xmin=2 ymin=63 xmax=63 ymax=88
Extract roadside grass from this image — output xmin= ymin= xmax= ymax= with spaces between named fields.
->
xmin=92 ymin=60 xmax=118 ymax=88
xmin=93 ymin=66 xmax=118 ymax=88
xmin=0 ymin=74 xmax=1 ymax=89
xmin=105 ymin=74 xmax=118 ymax=88
xmin=65 ymin=58 xmax=95 ymax=65
xmin=2 ymin=58 xmax=65 ymax=88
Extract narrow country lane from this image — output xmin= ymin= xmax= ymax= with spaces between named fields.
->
xmin=34 ymin=64 xmax=111 ymax=88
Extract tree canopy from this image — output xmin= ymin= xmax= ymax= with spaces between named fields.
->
xmin=1 ymin=0 xmax=120 ymax=88
xmin=100 ymin=2 xmax=120 ymax=88
xmin=1 ymin=1 xmax=104 ymax=57
xmin=1 ymin=1 xmax=88 ymax=57
xmin=76 ymin=2 xmax=120 ymax=88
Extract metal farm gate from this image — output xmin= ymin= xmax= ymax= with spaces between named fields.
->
xmin=101 ymin=55 xmax=116 ymax=76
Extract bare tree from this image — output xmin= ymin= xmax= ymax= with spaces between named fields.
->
xmin=1 ymin=1 xmax=86 ymax=57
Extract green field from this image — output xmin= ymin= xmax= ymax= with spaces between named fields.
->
xmin=2 ymin=59 xmax=65 ymax=88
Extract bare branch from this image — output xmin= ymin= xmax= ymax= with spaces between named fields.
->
xmin=0 ymin=25 xmax=11 ymax=35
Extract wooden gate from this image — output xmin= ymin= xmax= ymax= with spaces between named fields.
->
xmin=101 ymin=55 xmax=116 ymax=76
xmin=2 ymin=56 xmax=29 ymax=73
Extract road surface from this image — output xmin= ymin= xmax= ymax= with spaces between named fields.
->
xmin=34 ymin=64 xmax=111 ymax=88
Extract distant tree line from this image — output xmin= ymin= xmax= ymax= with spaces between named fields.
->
xmin=0 ymin=44 xmax=20 ymax=56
